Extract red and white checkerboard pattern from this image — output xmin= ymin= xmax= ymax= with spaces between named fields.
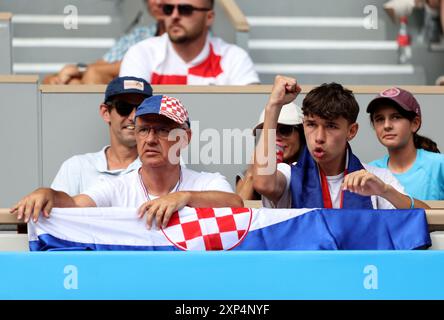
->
xmin=161 ymin=207 xmax=252 ymax=251
xmin=160 ymin=95 xmax=189 ymax=125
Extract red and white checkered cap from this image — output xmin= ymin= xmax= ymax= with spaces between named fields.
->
xmin=135 ymin=95 xmax=190 ymax=125
xmin=161 ymin=207 xmax=252 ymax=251
xmin=160 ymin=95 xmax=189 ymax=125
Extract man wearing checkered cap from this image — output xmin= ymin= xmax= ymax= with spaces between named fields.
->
xmin=12 ymin=95 xmax=242 ymax=229
xmin=51 ymin=76 xmax=152 ymax=196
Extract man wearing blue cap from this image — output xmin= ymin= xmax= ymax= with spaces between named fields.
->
xmin=51 ymin=76 xmax=153 ymax=196
xmin=11 ymin=95 xmax=242 ymax=229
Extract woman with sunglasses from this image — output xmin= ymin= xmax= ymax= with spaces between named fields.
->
xmin=236 ymin=103 xmax=306 ymax=203
xmin=367 ymin=87 xmax=444 ymax=200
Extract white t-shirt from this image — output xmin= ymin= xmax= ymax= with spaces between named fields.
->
xmin=51 ymin=146 xmax=141 ymax=196
xmin=262 ymin=163 xmax=406 ymax=209
xmin=120 ymin=33 xmax=260 ymax=85
xmin=83 ymin=166 xmax=234 ymax=207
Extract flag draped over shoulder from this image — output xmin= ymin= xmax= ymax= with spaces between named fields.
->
xmin=290 ymin=145 xmax=374 ymax=209
xmin=28 ymin=207 xmax=431 ymax=251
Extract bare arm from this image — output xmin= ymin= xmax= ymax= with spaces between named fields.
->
xmin=10 ymin=188 xmax=96 ymax=223
xmin=379 ymin=185 xmax=430 ymax=209
xmin=236 ymin=166 xmax=257 ymax=201
xmin=342 ymin=170 xmax=431 ymax=209
xmin=80 ymin=61 xmax=121 ymax=84
xmin=42 ymin=60 xmax=121 ymax=85
xmin=138 ymin=191 xmax=243 ymax=229
xmin=253 ymin=75 xmax=301 ymax=203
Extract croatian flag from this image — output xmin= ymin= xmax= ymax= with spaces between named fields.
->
xmin=28 ymin=207 xmax=431 ymax=251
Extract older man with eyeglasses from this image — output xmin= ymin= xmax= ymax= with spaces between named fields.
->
xmin=120 ymin=0 xmax=260 ymax=85
xmin=11 ymin=94 xmax=242 ymax=229
xmin=49 ymin=76 xmax=151 ymax=197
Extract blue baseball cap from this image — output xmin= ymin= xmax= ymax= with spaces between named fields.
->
xmin=135 ymin=95 xmax=190 ymax=125
xmin=104 ymin=76 xmax=153 ymax=103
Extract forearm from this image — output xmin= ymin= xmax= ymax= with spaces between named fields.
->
xmin=253 ymin=103 xmax=283 ymax=198
xmin=80 ymin=61 xmax=121 ymax=84
xmin=236 ymin=175 xmax=256 ymax=201
xmin=381 ymin=185 xmax=431 ymax=209
xmin=184 ymin=191 xmax=244 ymax=208
xmin=52 ymin=189 xmax=77 ymax=207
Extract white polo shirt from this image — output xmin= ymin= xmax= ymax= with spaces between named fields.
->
xmin=51 ymin=146 xmax=141 ymax=196
xmin=83 ymin=166 xmax=234 ymax=207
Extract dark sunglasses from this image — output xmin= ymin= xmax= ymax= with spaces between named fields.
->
xmin=254 ymin=125 xmax=298 ymax=137
xmin=106 ymin=101 xmax=139 ymax=117
xmin=162 ymin=4 xmax=211 ymax=16
xmin=276 ymin=125 xmax=298 ymax=137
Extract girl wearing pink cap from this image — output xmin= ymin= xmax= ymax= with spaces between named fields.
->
xmin=367 ymin=87 xmax=444 ymax=200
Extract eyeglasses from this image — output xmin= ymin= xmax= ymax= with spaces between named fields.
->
xmin=162 ymin=4 xmax=211 ymax=16
xmin=106 ymin=101 xmax=139 ymax=117
xmin=254 ymin=125 xmax=298 ymax=137
xmin=135 ymin=125 xmax=183 ymax=139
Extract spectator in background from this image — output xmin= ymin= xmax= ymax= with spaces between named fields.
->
xmin=252 ymin=75 xmax=430 ymax=210
xmin=424 ymin=0 xmax=443 ymax=43
xmin=367 ymin=87 xmax=444 ymax=200
xmin=51 ymin=76 xmax=152 ymax=196
xmin=43 ymin=0 xmax=165 ymax=85
xmin=12 ymin=95 xmax=242 ymax=228
xmin=120 ymin=0 xmax=260 ymax=85
xmin=384 ymin=0 xmax=442 ymax=42
xmin=236 ymin=103 xmax=305 ymax=202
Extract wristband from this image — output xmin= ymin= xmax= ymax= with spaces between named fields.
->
xmin=408 ymin=194 xmax=414 ymax=209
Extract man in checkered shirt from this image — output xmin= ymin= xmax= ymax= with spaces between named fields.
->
xmin=43 ymin=0 xmax=166 ymax=85
xmin=119 ymin=0 xmax=260 ymax=85
xmin=12 ymin=95 xmax=243 ymax=230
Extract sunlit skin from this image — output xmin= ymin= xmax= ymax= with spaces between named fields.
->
xmin=164 ymin=0 xmax=213 ymax=42
xmin=303 ymin=114 xmax=358 ymax=176
xmin=371 ymin=105 xmax=420 ymax=152
xmin=162 ymin=0 xmax=214 ymax=62
xmin=101 ymin=93 xmax=147 ymax=149
xmin=135 ymin=114 xmax=190 ymax=168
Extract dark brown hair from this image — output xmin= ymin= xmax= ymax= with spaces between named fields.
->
xmin=369 ymin=100 xmax=440 ymax=153
xmin=302 ymin=83 xmax=359 ymax=123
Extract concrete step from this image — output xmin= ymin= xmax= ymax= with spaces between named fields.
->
xmin=256 ymin=64 xmax=426 ymax=85
xmin=0 ymin=0 xmax=119 ymax=15
xmin=237 ymin=0 xmax=387 ymax=17
xmin=11 ymin=15 xmax=122 ymax=38
xmin=13 ymin=45 xmax=111 ymax=63
xmin=249 ymin=40 xmax=399 ymax=64
xmin=248 ymin=18 xmax=387 ymax=40
xmin=13 ymin=63 xmax=71 ymax=74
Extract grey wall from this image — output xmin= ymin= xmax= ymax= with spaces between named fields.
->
xmin=40 ymin=90 xmax=444 ymax=190
xmin=41 ymin=92 xmax=108 ymax=186
xmin=1 ymin=84 xmax=444 ymax=207
xmin=0 ymin=81 xmax=39 ymax=207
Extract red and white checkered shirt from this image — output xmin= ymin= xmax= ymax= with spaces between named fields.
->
xmin=120 ymin=34 xmax=260 ymax=85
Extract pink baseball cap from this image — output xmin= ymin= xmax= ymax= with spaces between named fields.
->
xmin=366 ymin=87 xmax=421 ymax=118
